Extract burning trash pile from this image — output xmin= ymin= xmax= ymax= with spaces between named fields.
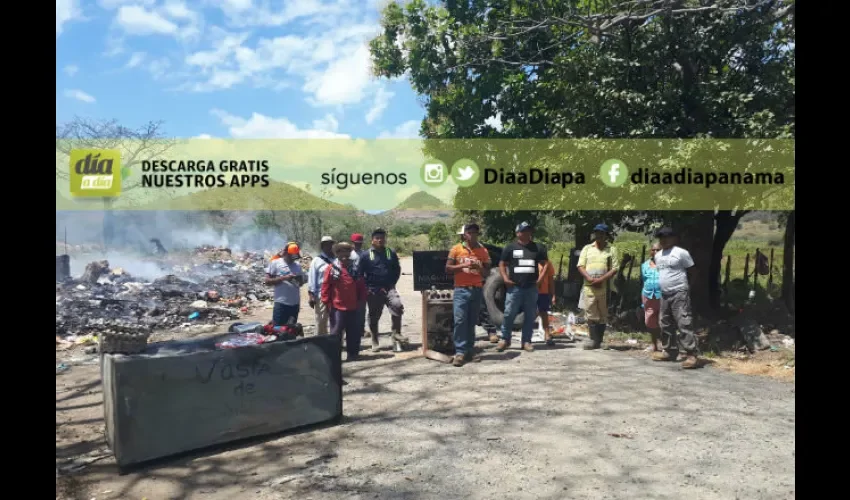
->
xmin=56 ymin=246 xmax=290 ymax=338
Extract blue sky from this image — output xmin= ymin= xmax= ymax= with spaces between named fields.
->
xmin=56 ymin=0 xmax=426 ymax=140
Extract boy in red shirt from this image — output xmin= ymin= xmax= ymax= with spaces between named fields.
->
xmin=321 ymin=242 xmax=367 ymax=361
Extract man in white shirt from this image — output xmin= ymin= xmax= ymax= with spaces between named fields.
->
xmin=651 ymin=227 xmax=700 ymax=369
xmin=265 ymin=242 xmax=306 ymax=326
xmin=307 ymin=236 xmax=335 ymax=335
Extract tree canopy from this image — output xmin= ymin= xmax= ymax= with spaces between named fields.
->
xmin=370 ymin=0 xmax=795 ymax=312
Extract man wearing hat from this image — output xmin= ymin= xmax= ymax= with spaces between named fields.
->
xmin=496 ymin=221 xmax=550 ymax=352
xmin=359 ymin=228 xmax=407 ymax=351
xmin=446 ymin=222 xmax=491 ymax=366
xmin=265 ymin=242 xmax=306 ymax=326
xmin=652 ymin=227 xmax=700 ymax=369
xmin=577 ymin=224 xmax=620 ymax=350
xmin=307 ymin=236 xmax=336 ymax=335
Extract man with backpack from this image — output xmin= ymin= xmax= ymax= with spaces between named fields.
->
xmin=358 ymin=228 xmax=407 ymax=351
xmin=307 ymin=236 xmax=336 ymax=335
xmin=321 ymin=242 xmax=367 ymax=361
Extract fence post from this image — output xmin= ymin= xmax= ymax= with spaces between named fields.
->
xmin=744 ymin=253 xmax=750 ymax=283
xmin=639 ymin=245 xmax=646 ymax=265
xmin=724 ymin=255 xmax=731 ymax=290
xmin=753 ymin=248 xmax=760 ymax=292
xmin=768 ymin=248 xmax=775 ymax=288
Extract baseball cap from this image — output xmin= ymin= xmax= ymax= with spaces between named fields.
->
xmin=457 ymin=223 xmax=481 ymax=235
xmin=593 ymin=223 xmax=610 ymax=233
xmin=350 ymin=233 xmax=364 ymax=243
xmin=321 ymin=236 xmax=335 ymax=243
xmin=655 ymin=227 xmax=676 ymax=238
xmin=515 ymin=221 xmax=533 ymax=232
xmin=285 ymin=242 xmax=301 ymax=255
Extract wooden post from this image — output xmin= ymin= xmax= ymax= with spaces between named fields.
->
xmin=753 ymin=248 xmax=760 ymax=291
xmin=639 ymin=245 xmax=646 ymax=265
xmin=744 ymin=253 xmax=750 ymax=283
xmin=768 ymin=248 xmax=775 ymax=288
xmin=724 ymin=255 xmax=731 ymax=290
xmin=420 ymin=291 xmax=428 ymax=355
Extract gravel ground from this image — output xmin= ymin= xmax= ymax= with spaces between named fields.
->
xmin=56 ymin=257 xmax=795 ymax=500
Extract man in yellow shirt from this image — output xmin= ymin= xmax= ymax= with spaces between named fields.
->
xmin=577 ymin=224 xmax=619 ymax=350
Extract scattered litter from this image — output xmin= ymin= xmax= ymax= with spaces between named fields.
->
xmin=782 ymin=338 xmax=795 ymax=347
xmin=215 ymin=333 xmax=267 ymax=349
xmin=608 ymin=433 xmax=633 ymax=439
xmin=627 ymin=339 xmax=638 ymax=345
xmin=188 ymin=312 xmax=200 ymax=320
xmin=56 ymin=363 xmax=69 ymax=374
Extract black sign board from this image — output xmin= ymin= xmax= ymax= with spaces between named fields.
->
xmin=412 ymin=251 xmax=453 ymax=291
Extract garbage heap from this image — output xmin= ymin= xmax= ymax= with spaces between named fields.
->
xmin=55 ymin=246 xmax=285 ymax=338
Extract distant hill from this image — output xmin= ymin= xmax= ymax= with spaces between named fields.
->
xmin=393 ymin=191 xmax=451 ymax=210
xmin=387 ymin=191 xmax=453 ymax=222
xmin=116 ymin=180 xmax=348 ymax=211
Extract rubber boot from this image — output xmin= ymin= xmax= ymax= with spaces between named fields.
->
xmin=370 ymin=330 xmax=380 ymax=352
xmin=597 ymin=324 xmax=607 ymax=349
xmin=582 ymin=324 xmax=599 ymax=350
xmin=583 ymin=324 xmax=603 ymax=350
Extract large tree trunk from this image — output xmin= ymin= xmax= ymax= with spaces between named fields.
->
xmin=673 ymin=211 xmax=715 ymax=318
xmin=782 ymin=210 xmax=795 ymax=313
xmin=710 ymin=210 xmax=749 ymax=309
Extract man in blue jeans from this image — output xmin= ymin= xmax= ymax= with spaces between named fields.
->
xmin=446 ymin=223 xmax=491 ymax=367
xmin=497 ymin=222 xmax=549 ymax=352
xmin=265 ymin=242 xmax=306 ymax=326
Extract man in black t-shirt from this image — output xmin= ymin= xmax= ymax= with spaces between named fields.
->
xmin=497 ymin=221 xmax=551 ymax=352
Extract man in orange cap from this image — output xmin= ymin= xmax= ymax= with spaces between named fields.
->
xmin=265 ymin=242 xmax=306 ymax=326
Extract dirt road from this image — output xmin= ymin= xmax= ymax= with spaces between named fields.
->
xmin=57 ymin=257 xmax=795 ymax=500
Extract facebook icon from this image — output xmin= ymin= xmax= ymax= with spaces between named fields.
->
xmin=600 ymin=159 xmax=629 ymax=187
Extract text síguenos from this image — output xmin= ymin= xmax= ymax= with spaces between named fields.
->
xmin=321 ymin=169 xmax=408 ymax=190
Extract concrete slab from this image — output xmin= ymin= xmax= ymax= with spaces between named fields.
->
xmin=102 ymin=334 xmax=342 ymax=468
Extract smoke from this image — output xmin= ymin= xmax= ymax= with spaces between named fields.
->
xmin=56 ymin=210 xmax=315 ymax=280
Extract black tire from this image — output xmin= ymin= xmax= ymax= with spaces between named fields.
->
xmin=482 ymin=268 xmax=524 ymax=329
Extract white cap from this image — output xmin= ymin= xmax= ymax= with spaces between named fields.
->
xmin=321 ymin=236 xmax=335 ymax=243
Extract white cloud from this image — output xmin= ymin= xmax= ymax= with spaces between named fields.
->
xmin=378 ymin=120 xmax=420 ymax=139
xmin=304 ymin=44 xmax=376 ymax=106
xmin=98 ymin=0 xmax=155 ymax=8
xmin=183 ymin=23 xmax=380 ymax=104
xmin=312 ymin=114 xmax=340 ymax=133
xmin=211 ymin=109 xmax=350 ymax=139
xmin=195 ymin=133 xmax=213 ymax=139
xmin=221 ymin=0 xmax=345 ymax=28
xmin=126 ymin=52 xmax=145 ymax=68
xmin=64 ymin=65 xmax=79 ymax=76
xmin=64 ymin=89 xmax=96 ymax=103
xmin=56 ymin=0 xmax=81 ymax=36
xmin=116 ymin=5 xmax=178 ymax=35
xmin=365 ymin=86 xmax=394 ymax=124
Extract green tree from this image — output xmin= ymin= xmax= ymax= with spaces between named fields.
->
xmin=371 ymin=0 xmax=794 ymax=314
xmin=428 ymin=222 xmax=451 ymax=249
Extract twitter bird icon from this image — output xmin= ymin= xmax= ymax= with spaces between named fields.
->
xmin=451 ymin=159 xmax=480 ymax=187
